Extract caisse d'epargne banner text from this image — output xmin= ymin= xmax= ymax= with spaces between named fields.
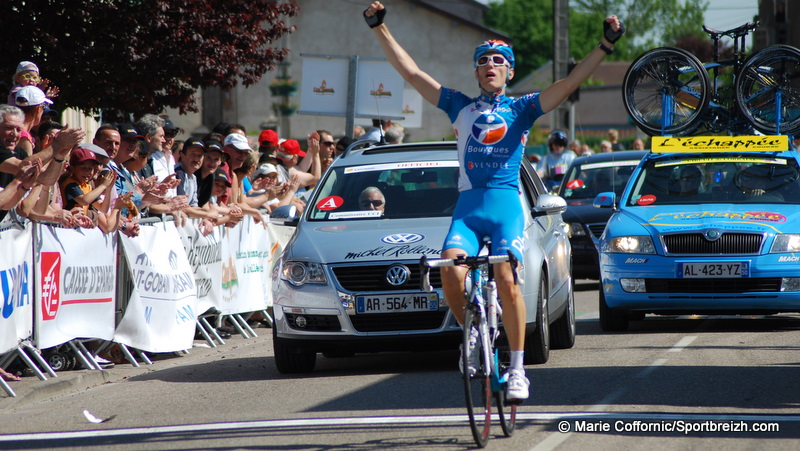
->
xmin=34 ymin=224 xmax=117 ymax=349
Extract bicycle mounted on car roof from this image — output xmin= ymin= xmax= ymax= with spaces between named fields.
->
xmin=622 ymin=21 xmax=800 ymax=137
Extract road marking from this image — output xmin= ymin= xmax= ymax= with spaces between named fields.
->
xmin=531 ymin=335 xmax=697 ymax=451
xmin=668 ymin=335 xmax=697 ymax=352
xmin=1 ymin=412 xmax=798 ymax=443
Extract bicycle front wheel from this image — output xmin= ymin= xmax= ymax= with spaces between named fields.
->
xmin=623 ymin=47 xmax=710 ymax=136
xmin=736 ymin=45 xmax=800 ymax=136
xmin=463 ymin=308 xmax=491 ymax=448
xmin=494 ymin=348 xmax=517 ymax=437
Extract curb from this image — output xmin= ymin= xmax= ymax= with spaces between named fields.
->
xmin=1 ymin=330 xmax=272 ymax=411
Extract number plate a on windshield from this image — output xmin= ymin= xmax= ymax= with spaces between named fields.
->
xmin=677 ymin=262 xmax=749 ymax=278
xmin=356 ymin=293 xmax=439 ymax=314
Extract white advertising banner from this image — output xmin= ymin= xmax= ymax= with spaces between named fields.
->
xmin=34 ymin=225 xmax=117 ymax=349
xmin=115 ymin=223 xmax=198 ymax=352
xmin=219 ymin=217 xmax=283 ymax=315
xmin=355 ymin=60 xmax=405 ymax=119
xmin=299 ymin=56 xmax=350 ymax=115
xmin=0 ymin=224 xmax=33 ymax=354
xmin=177 ymin=220 xmax=223 ymax=316
xmin=396 ymin=88 xmax=423 ymax=129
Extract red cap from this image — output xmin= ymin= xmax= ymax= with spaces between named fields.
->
xmin=69 ymin=147 xmax=99 ymax=166
xmin=279 ymin=139 xmax=306 ymax=157
xmin=259 ymin=129 xmax=279 ymax=147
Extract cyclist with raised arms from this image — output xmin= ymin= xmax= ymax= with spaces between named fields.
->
xmin=364 ymin=1 xmax=624 ymax=402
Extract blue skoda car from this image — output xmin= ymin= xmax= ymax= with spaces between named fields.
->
xmin=595 ymin=135 xmax=800 ymax=331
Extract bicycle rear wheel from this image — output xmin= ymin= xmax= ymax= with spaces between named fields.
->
xmin=736 ymin=45 xmax=800 ymax=136
xmin=623 ymin=47 xmax=710 ymax=136
xmin=463 ymin=308 xmax=491 ymax=448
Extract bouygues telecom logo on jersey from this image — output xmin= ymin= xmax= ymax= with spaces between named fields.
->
xmin=471 ymin=114 xmax=507 ymax=145
xmin=40 ymin=252 xmax=61 ymax=320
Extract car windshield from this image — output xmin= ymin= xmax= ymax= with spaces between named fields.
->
xmin=307 ymin=160 xmax=461 ymax=220
xmin=625 ymin=155 xmax=800 ymax=206
xmin=561 ymin=160 xmax=640 ymax=199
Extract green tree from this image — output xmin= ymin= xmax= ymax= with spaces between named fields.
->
xmin=572 ymin=0 xmax=709 ymax=59
xmin=0 ymin=0 xmax=299 ymax=121
xmin=485 ymin=0 xmax=620 ymax=81
xmin=484 ymin=0 xmax=554 ymax=82
xmin=485 ymin=0 xmax=709 ymax=80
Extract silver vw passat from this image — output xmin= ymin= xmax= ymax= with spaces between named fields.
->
xmin=271 ymin=141 xmax=575 ymax=373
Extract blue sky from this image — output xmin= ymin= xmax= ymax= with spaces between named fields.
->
xmin=703 ymin=0 xmax=759 ymax=31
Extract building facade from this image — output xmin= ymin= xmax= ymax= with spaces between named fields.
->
xmin=175 ymin=0 xmax=509 ymax=143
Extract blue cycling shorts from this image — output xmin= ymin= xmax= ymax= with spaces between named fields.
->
xmin=443 ymin=188 xmax=525 ymax=261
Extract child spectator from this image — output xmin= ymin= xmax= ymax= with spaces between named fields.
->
xmin=203 ymin=169 xmax=244 ymax=227
xmin=60 ymin=145 xmax=116 ymax=215
xmin=8 ymin=61 xmax=59 ymax=106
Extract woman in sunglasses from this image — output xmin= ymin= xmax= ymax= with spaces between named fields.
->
xmin=364 ymin=1 xmax=624 ymax=403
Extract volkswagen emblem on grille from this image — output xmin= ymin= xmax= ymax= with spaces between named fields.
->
xmin=386 ymin=264 xmax=410 ymax=286
xmin=704 ymin=229 xmax=723 ymax=241
xmin=381 ymin=233 xmax=424 ymax=245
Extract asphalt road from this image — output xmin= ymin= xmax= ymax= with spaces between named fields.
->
xmin=2 ymin=279 xmax=800 ymax=450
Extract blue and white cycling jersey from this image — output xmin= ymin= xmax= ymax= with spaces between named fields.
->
xmin=438 ymin=87 xmax=544 ymax=259
xmin=438 ymin=87 xmax=544 ymax=191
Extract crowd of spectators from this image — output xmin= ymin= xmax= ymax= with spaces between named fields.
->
xmin=0 ymin=60 xmax=363 ymax=238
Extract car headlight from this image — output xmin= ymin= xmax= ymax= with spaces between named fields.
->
xmin=281 ymin=261 xmax=327 ymax=287
xmin=771 ymin=234 xmax=800 ymax=253
xmin=567 ymin=222 xmax=586 ymax=237
xmin=605 ymin=236 xmax=656 ymax=254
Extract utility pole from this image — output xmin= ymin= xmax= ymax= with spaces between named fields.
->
xmin=553 ymin=0 xmax=571 ymax=137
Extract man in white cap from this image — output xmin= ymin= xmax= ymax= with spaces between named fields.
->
xmin=15 ymin=85 xmax=53 ymax=156
xmin=223 ymin=133 xmax=252 ymax=173
xmin=0 ymin=104 xmax=84 ymax=194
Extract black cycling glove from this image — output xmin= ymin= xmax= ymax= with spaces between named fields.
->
xmin=364 ymin=7 xmax=386 ymax=28
xmin=603 ymin=19 xmax=625 ymax=44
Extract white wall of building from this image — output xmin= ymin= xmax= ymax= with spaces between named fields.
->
xmin=172 ymin=0 xmax=507 ymax=143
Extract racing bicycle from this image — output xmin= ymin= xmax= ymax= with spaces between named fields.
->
xmin=622 ymin=21 xmax=800 ymax=137
xmin=420 ymin=251 xmax=518 ymax=448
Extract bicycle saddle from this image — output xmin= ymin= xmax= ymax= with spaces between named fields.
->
xmin=702 ymin=21 xmax=758 ymax=38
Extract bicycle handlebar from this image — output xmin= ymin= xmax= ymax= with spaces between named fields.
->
xmin=422 ymin=254 xmax=511 ymax=268
xmin=419 ymin=252 xmax=519 ymax=292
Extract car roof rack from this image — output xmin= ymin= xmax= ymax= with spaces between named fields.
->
xmin=340 ymin=140 xmax=457 ymax=159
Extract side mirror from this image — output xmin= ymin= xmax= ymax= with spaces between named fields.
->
xmin=593 ymin=192 xmax=616 ymax=208
xmin=531 ymin=193 xmax=567 ymax=218
xmin=269 ymin=205 xmax=299 ymax=226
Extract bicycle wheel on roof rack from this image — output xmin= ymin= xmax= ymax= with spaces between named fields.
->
xmin=623 ymin=47 xmax=710 ymax=136
xmin=736 ymin=45 xmax=800 ymax=136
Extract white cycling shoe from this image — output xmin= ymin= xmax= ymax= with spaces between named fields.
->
xmin=506 ymin=369 xmax=530 ymax=401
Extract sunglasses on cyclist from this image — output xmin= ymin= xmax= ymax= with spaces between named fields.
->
xmin=476 ymin=55 xmax=509 ymax=67
xmin=360 ymin=199 xmax=384 ymax=207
